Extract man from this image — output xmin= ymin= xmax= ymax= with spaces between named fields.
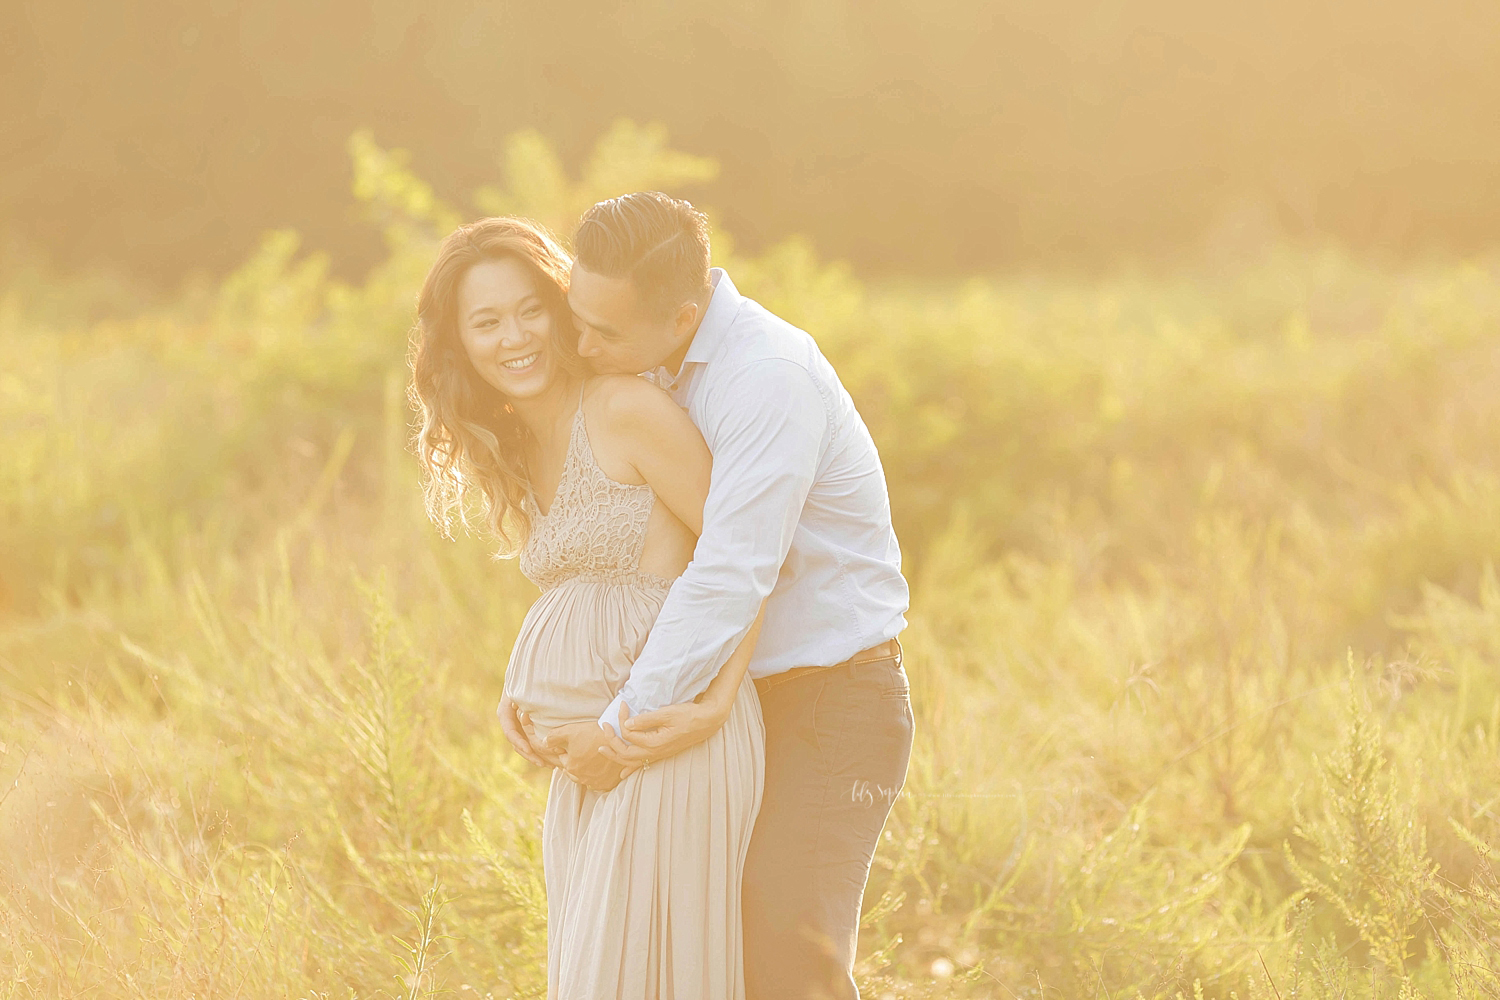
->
xmin=498 ymin=191 xmax=912 ymax=999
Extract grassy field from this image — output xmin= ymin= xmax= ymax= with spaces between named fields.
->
xmin=3 ymin=127 xmax=1500 ymax=998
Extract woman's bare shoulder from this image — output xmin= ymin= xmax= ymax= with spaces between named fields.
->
xmin=583 ymin=374 xmax=706 ymax=481
xmin=585 ymin=374 xmax=682 ymax=426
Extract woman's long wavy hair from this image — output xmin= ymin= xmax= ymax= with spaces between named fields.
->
xmin=409 ymin=217 xmax=582 ymax=550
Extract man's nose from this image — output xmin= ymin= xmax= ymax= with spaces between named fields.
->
xmin=576 ymin=329 xmax=601 ymax=358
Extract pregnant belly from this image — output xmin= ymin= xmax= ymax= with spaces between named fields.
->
xmin=502 ymin=578 xmax=668 ymax=736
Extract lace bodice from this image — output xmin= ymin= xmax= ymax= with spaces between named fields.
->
xmin=519 ymin=399 xmax=669 ymax=592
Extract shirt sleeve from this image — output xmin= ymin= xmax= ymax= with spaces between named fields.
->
xmin=596 ymin=358 xmax=829 ymax=734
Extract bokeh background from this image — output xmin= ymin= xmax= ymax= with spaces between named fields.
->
xmin=5 ymin=2 xmax=1500 ymax=998
xmin=6 ymin=0 xmax=1500 ymax=283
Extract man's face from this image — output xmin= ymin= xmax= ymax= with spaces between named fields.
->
xmin=568 ymin=264 xmax=689 ymax=375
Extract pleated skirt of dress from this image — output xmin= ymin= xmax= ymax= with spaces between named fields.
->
xmin=503 ymin=578 xmax=766 ymax=1000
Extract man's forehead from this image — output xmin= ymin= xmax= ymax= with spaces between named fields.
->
xmin=568 ymin=265 xmax=641 ymax=323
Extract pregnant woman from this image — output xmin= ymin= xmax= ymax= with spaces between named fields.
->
xmin=408 ymin=217 xmax=764 ymax=999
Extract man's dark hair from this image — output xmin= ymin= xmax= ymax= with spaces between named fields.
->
xmin=573 ymin=192 xmax=711 ymax=317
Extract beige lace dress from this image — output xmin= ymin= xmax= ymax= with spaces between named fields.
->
xmin=502 ymin=392 xmax=765 ymax=1000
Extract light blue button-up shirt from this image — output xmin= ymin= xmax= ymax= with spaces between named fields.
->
xmin=598 ymin=268 xmax=909 ymax=733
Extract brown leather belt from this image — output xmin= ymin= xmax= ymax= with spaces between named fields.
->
xmin=754 ymin=638 xmax=903 ymax=697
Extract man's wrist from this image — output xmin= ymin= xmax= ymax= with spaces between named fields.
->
xmin=598 ymin=692 xmax=630 ymax=737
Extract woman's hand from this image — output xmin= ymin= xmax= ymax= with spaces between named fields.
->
xmin=600 ymin=696 xmax=728 ymax=769
xmin=542 ymin=719 xmax=635 ymax=792
xmin=497 ymin=695 xmax=559 ymax=768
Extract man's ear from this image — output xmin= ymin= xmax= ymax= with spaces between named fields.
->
xmin=673 ymin=299 xmax=700 ymax=337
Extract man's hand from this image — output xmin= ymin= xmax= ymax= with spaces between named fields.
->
xmin=543 ymin=718 xmax=634 ymax=792
xmin=497 ymin=695 xmax=558 ymax=768
xmin=600 ymin=699 xmax=724 ymax=769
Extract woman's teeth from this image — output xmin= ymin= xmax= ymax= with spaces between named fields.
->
xmin=502 ymin=352 xmax=541 ymax=370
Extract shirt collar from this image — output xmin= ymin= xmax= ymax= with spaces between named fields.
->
xmin=681 ymin=267 xmax=742 ymax=367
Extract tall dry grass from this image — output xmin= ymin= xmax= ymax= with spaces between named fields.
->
xmin=3 ymin=124 xmax=1500 ymax=998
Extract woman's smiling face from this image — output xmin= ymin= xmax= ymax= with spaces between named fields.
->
xmin=456 ymin=256 xmax=563 ymax=400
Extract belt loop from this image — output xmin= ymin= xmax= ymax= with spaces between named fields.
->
xmin=845 ymin=639 xmax=901 ymax=670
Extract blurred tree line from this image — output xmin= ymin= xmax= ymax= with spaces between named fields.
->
xmin=4 ymin=0 xmax=1500 ymax=288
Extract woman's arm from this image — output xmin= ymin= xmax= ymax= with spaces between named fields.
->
xmin=589 ymin=376 xmax=763 ymax=768
xmin=597 ymin=375 xmax=711 ymax=535
xmin=691 ymin=601 xmax=764 ymax=713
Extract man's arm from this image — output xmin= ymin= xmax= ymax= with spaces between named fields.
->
xmin=596 ymin=358 xmax=829 ymax=734
xmin=603 ymin=601 xmax=768 ymax=768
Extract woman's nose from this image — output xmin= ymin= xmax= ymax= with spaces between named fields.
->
xmin=497 ymin=316 xmax=527 ymax=346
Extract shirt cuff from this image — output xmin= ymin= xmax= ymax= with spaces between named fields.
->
xmin=598 ymin=692 xmax=633 ymax=738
